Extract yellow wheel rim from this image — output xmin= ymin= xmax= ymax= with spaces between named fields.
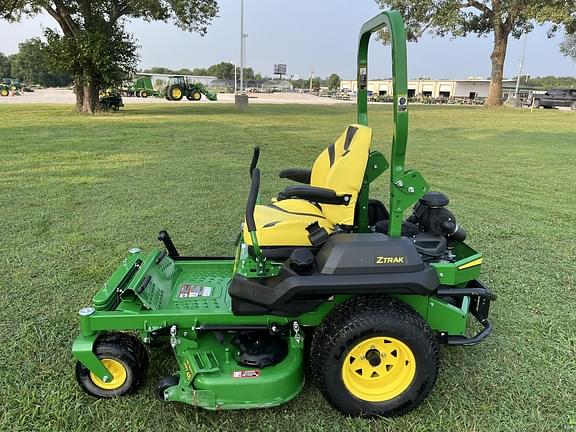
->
xmin=342 ymin=336 xmax=416 ymax=402
xmin=193 ymin=92 xmax=201 ymax=100
xmin=90 ymin=358 xmax=127 ymax=390
xmin=0 ymin=90 xmax=7 ymax=96
xmin=171 ymin=88 xmax=182 ymax=99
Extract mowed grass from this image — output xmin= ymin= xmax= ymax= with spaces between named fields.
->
xmin=0 ymin=102 xmax=575 ymax=432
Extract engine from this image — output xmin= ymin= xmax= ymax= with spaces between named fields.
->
xmin=373 ymin=191 xmax=467 ymax=263
xmin=407 ymin=192 xmax=467 ymax=242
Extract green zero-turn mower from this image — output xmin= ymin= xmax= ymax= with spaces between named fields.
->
xmin=72 ymin=11 xmax=495 ymax=418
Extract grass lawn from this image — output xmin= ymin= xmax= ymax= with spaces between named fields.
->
xmin=0 ymin=103 xmax=575 ymax=432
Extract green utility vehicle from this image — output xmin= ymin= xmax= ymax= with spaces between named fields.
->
xmin=164 ymin=75 xmax=218 ymax=101
xmin=72 ymin=11 xmax=494 ymax=418
xmin=99 ymin=91 xmax=124 ymax=111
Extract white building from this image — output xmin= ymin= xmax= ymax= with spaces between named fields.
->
xmin=340 ymin=78 xmax=521 ymax=100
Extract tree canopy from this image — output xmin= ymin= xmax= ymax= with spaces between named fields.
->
xmin=327 ymin=73 xmax=341 ymax=91
xmin=560 ymin=33 xmax=576 ymax=60
xmin=0 ymin=52 xmax=11 ymax=77
xmin=375 ymin=0 xmax=576 ymax=106
xmin=0 ymin=0 xmax=219 ymax=112
xmin=9 ymin=38 xmax=72 ymax=86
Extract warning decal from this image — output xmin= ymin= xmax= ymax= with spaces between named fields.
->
xmin=232 ymin=370 xmax=260 ymax=379
xmin=178 ymin=284 xmax=212 ymax=298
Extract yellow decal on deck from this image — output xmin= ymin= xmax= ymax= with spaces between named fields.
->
xmin=376 ymin=256 xmax=405 ymax=264
xmin=183 ymin=360 xmax=194 ymax=382
xmin=458 ymin=257 xmax=483 ymax=270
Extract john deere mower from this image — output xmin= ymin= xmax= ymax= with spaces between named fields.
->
xmin=72 ymin=11 xmax=494 ymax=417
xmin=99 ymin=89 xmax=124 ymax=111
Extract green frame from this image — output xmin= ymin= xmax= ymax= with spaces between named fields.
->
xmin=356 ymin=11 xmax=429 ymax=237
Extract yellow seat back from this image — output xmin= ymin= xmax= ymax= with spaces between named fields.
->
xmin=310 ymin=124 xmax=372 ymax=225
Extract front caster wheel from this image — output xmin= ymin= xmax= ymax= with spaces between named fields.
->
xmin=311 ymin=296 xmax=439 ymax=418
xmin=155 ymin=375 xmax=180 ymax=401
xmin=75 ymin=333 xmax=148 ymax=398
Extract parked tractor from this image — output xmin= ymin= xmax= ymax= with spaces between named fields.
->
xmin=164 ymin=76 xmax=218 ymax=102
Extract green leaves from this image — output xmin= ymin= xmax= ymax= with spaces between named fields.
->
xmin=560 ymin=33 xmax=576 ymax=60
xmin=374 ymin=0 xmax=576 ymax=40
xmin=0 ymin=0 xmax=219 ymax=111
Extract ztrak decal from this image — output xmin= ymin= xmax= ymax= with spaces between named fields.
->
xmin=375 ymin=256 xmax=405 ymax=264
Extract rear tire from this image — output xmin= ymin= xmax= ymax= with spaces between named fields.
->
xmin=571 ymin=101 xmax=576 ymax=111
xmin=533 ymin=98 xmax=541 ymax=108
xmin=311 ymin=296 xmax=439 ymax=418
xmin=75 ymin=333 xmax=148 ymax=398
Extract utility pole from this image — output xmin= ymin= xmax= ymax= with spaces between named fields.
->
xmin=309 ymin=70 xmax=313 ymax=93
xmin=240 ymin=0 xmax=246 ymax=94
xmin=514 ymin=33 xmax=528 ymax=97
xmin=235 ymin=0 xmax=249 ymax=108
xmin=231 ymin=61 xmax=237 ymax=94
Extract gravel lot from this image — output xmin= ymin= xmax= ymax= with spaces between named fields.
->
xmin=0 ymin=88 xmax=350 ymax=105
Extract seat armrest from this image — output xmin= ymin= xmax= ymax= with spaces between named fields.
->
xmin=278 ymin=168 xmax=311 ymax=184
xmin=279 ymin=185 xmax=351 ymax=205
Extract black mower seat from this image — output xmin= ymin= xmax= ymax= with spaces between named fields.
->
xmin=243 ymin=124 xmax=373 ymax=248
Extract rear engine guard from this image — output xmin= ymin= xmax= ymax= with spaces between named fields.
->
xmin=436 ymin=279 xmax=496 ymax=346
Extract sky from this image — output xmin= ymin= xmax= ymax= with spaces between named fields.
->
xmin=0 ymin=0 xmax=574 ymax=80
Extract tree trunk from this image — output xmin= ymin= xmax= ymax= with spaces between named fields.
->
xmin=74 ymin=79 xmax=99 ymax=113
xmin=485 ymin=27 xmax=509 ymax=107
xmin=74 ymin=80 xmax=84 ymax=112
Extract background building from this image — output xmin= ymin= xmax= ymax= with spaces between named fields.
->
xmin=340 ymin=78 xmax=535 ymax=100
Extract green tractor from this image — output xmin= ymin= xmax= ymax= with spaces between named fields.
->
xmin=1 ymin=78 xmax=21 ymax=95
xmin=72 ymin=11 xmax=494 ymax=418
xmin=164 ymin=75 xmax=218 ymax=102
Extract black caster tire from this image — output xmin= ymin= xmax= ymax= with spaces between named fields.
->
xmin=155 ymin=375 xmax=180 ymax=401
xmin=75 ymin=332 xmax=148 ymax=398
xmin=311 ymin=296 xmax=439 ymax=418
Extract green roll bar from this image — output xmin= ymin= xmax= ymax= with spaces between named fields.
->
xmin=357 ymin=11 xmax=428 ymax=237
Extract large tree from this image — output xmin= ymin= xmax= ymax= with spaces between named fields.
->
xmin=375 ymin=1 xmax=576 ymax=106
xmin=10 ymin=38 xmax=71 ymax=86
xmin=328 ymin=73 xmax=341 ymax=91
xmin=0 ymin=0 xmax=218 ymax=112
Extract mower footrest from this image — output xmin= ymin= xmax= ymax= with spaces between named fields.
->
xmin=191 ymin=351 xmax=220 ymax=374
